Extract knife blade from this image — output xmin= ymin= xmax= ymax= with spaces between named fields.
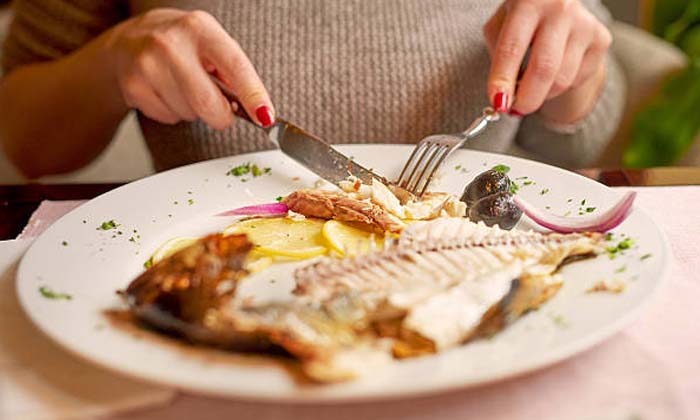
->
xmin=211 ymin=76 xmax=387 ymax=187
xmin=266 ymin=119 xmax=387 ymax=186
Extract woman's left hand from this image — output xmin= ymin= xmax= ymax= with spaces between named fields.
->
xmin=483 ymin=0 xmax=612 ymax=123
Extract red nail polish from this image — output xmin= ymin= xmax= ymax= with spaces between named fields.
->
xmin=493 ymin=91 xmax=509 ymax=113
xmin=509 ymin=109 xmax=525 ymax=118
xmin=255 ymin=105 xmax=274 ymax=128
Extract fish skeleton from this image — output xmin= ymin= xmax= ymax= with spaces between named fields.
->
xmin=124 ymin=219 xmax=604 ymax=382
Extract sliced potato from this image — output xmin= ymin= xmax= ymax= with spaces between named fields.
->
xmin=224 ymin=217 xmax=328 ymax=259
xmin=150 ymin=236 xmax=198 ymax=264
xmin=322 ymin=220 xmax=384 ymax=257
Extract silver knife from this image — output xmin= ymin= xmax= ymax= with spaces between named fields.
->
xmin=212 ymin=77 xmax=387 ymax=187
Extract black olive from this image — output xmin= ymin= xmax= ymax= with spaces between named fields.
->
xmin=461 ymin=170 xmax=513 ymax=207
xmin=468 ymin=191 xmax=522 ymax=230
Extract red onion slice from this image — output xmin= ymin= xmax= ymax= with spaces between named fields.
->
xmin=513 ymin=191 xmax=636 ymax=233
xmin=217 ymin=202 xmax=289 ymax=217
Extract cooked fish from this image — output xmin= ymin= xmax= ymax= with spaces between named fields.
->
xmin=295 ymin=219 xmax=604 ymax=356
xmin=283 ymin=179 xmax=467 ymax=233
xmin=283 ymin=189 xmax=406 ymax=233
xmin=124 ymin=220 xmax=604 ymax=382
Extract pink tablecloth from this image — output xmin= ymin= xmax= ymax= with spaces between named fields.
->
xmin=15 ymin=187 xmax=700 ymax=420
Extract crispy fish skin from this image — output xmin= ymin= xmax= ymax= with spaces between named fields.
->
xmin=124 ymin=233 xmax=391 ymax=381
xmin=124 ymin=234 xmax=273 ymax=350
xmin=283 ymin=189 xmax=406 ymax=233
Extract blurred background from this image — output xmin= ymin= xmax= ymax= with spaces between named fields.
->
xmin=0 ymin=0 xmax=699 ymax=184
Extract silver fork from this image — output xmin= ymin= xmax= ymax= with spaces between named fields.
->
xmin=395 ymin=107 xmax=501 ymax=197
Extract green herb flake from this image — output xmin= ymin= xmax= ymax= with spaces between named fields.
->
xmin=540 ymin=188 xmax=550 ymax=195
xmin=564 ymin=210 xmax=572 ymax=217
xmin=581 ymin=199 xmax=587 ymax=206
xmin=492 ymin=164 xmax=511 ymax=174
xmin=606 ymin=237 xmax=636 ymax=259
xmin=39 ymin=286 xmax=72 ymax=300
xmin=605 ymin=232 xmax=614 ymax=241
xmin=61 ymin=241 xmax=68 ymax=246
xmin=144 ymin=259 xmax=153 ymax=269
xmin=188 ymin=198 xmax=194 ymax=206
xmin=615 ymin=265 xmax=627 ymax=273
xmin=241 ymin=178 xmax=249 ymax=183
xmin=275 ymin=196 xmax=284 ymax=202
xmin=263 ymin=167 xmax=272 ymax=175
xmin=129 ymin=237 xmax=136 ymax=242
xmin=545 ymin=206 xmax=551 ymax=210
xmin=251 ymin=164 xmax=262 ymax=177
xmin=173 ymin=201 xmax=179 ymax=205
xmin=455 ymin=164 xmax=462 ymax=170
xmin=640 ymin=253 xmax=652 ymax=261
xmin=227 ymin=163 xmax=251 ymax=177
xmin=549 ymin=313 xmax=569 ymax=328
xmin=567 ymin=198 xmax=573 ymax=203
xmin=585 ymin=207 xmax=597 ymax=213
xmin=187 ymin=191 xmax=192 ymax=195
xmin=516 ymin=176 xmax=529 ymax=180
xmin=523 ymin=180 xmax=534 ymax=186
xmin=97 ymin=220 xmax=119 ymax=231
xmin=509 ymin=183 xmax=520 ymax=194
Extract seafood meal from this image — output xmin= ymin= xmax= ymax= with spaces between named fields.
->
xmin=121 ymin=168 xmax=630 ymax=383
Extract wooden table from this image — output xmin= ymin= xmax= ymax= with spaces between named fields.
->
xmin=2 ymin=168 xmax=699 ymax=240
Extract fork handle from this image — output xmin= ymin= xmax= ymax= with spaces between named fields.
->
xmin=461 ymin=107 xmax=501 ymax=140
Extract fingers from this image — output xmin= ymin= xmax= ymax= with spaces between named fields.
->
xmin=123 ymin=78 xmax=180 ymax=124
xmin=483 ymin=3 xmax=506 ymax=55
xmin=546 ymin=33 xmax=588 ymax=100
xmin=163 ymin=45 xmax=235 ymax=130
xmin=487 ymin=1 xmax=540 ymax=112
xmin=512 ymin=16 xmax=569 ymax=114
xmin=194 ymin=13 xmax=275 ymax=127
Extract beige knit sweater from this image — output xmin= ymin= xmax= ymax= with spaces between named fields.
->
xmin=2 ymin=0 xmax=626 ymax=171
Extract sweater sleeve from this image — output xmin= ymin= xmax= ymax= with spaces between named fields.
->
xmin=2 ymin=0 xmax=128 ymax=74
xmin=513 ymin=0 xmax=627 ymax=168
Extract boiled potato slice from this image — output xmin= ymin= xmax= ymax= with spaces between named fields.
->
xmin=322 ymin=220 xmax=384 ymax=257
xmin=150 ymin=236 xmax=198 ymax=264
xmin=223 ymin=218 xmax=327 ymax=259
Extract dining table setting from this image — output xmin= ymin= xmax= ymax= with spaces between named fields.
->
xmin=1 ymin=162 xmax=699 ymax=420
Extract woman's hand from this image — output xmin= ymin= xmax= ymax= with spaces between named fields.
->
xmin=103 ymin=8 xmax=274 ymax=129
xmin=483 ymin=0 xmax=612 ymax=123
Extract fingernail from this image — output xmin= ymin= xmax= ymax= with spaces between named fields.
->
xmin=493 ymin=91 xmax=509 ymax=113
xmin=508 ymin=109 xmax=525 ymax=118
xmin=255 ymin=105 xmax=274 ymax=128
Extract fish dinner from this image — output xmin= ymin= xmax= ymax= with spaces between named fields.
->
xmin=122 ymin=168 xmax=619 ymax=383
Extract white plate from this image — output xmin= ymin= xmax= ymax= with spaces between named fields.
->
xmin=16 ymin=145 xmax=670 ymax=402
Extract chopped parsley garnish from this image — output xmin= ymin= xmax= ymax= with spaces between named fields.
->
xmin=129 ymin=237 xmax=136 ymax=242
xmin=509 ymin=183 xmax=520 ymax=194
xmin=174 ymin=201 xmax=179 ymax=205
xmin=39 ymin=286 xmax=72 ymax=300
xmin=275 ymin=196 xmax=284 ymax=202
xmin=516 ymin=176 xmax=529 ymax=180
xmin=640 ymin=253 xmax=652 ymax=261
xmin=97 ymin=220 xmax=119 ymax=231
xmin=605 ymin=232 xmax=614 ymax=241
xmin=585 ymin=207 xmax=597 ymax=213
xmin=455 ymin=164 xmax=462 ymax=170
xmin=615 ymin=265 xmax=627 ymax=273
xmin=523 ymin=180 xmax=534 ymax=186
xmin=540 ymin=188 xmax=550 ymax=195
xmin=606 ymin=237 xmax=635 ymax=259
xmin=187 ymin=191 xmax=192 ymax=195
xmin=188 ymin=198 xmax=194 ymax=205
xmin=545 ymin=206 xmax=551 ymax=210
xmin=227 ymin=162 xmax=271 ymax=178
xmin=61 ymin=241 xmax=68 ymax=246
xmin=567 ymin=198 xmax=573 ymax=203
xmin=492 ymin=164 xmax=511 ymax=174
xmin=144 ymin=259 xmax=153 ymax=269
xmin=581 ymin=199 xmax=587 ymax=206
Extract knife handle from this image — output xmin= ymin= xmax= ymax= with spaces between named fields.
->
xmin=209 ymin=75 xmax=257 ymax=126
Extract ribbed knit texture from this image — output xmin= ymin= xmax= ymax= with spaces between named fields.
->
xmin=3 ymin=0 xmax=626 ymax=170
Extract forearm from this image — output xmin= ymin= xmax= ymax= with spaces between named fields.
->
xmin=0 ymin=38 xmax=128 ymax=178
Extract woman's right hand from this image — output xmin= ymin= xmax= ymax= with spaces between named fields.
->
xmin=101 ymin=8 xmax=274 ymax=129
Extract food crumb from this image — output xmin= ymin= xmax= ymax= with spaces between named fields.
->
xmin=587 ymin=279 xmax=626 ymax=294
xmin=61 ymin=241 xmax=68 ymax=246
